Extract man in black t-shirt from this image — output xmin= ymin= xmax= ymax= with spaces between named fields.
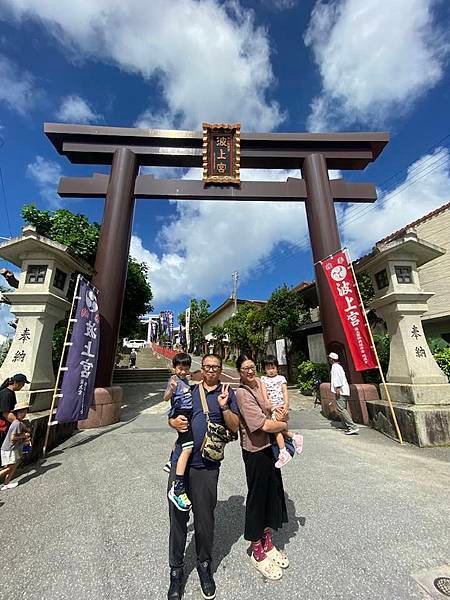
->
xmin=0 ymin=373 xmax=29 ymax=442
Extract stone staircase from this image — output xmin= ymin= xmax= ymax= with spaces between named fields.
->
xmin=113 ymin=347 xmax=171 ymax=384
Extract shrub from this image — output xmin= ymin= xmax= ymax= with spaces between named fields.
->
xmin=363 ymin=333 xmax=390 ymax=384
xmin=297 ymin=360 xmax=329 ymax=395
xmin=0 ymin=338 xmax=12 ymax=367
xmin=434 ymin=348 xmax=450 ymax=382
xmin=427 ymin=336 xmax=449 ymax=353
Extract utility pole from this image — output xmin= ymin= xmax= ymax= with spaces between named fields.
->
xmin=231 ymin=271 xmax=239 ymax=314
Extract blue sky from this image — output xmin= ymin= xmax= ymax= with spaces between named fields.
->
xmin=0 ymin=0 xmax=449 ymax=333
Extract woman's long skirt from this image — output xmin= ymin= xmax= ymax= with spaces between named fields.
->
xmin=242 ymin=445 xmax=288 ymax=542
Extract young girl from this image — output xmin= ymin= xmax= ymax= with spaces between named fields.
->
xmin=0 ymin=402 xmax=31 ymax=490
xmin=0 ymin=374 xmax=29 ymax=445
xmin=261 ymin=355 xmax=303 ymax=468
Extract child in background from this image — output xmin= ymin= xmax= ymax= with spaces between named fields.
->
xmin=261 ymin=355 xmax=303 ymax=469
xmin=164 ymin=352 xmax=193 ymax=511
xmin=0 ymin=402 xmax=31 ymax=490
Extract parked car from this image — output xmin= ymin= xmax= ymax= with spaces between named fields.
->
xmin=123 ymin=339 xmax=147 ymax=349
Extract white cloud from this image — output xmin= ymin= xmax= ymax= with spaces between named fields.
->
xmin=26 ymin=156 xmax=62 ymax=207
xmin=130 ymin=167 xmax=310 ymax=304
xmin=0 ymin=54 xmax=38 ymax=115
xmin=262 ymin=0 xmax=297 ymax=10
xmin=1 ymin=0 xmax=283 ymax=131
xmin=304 ymin=0 xmax=449 ymax=130
xmin=56 ymin=95 xmax=101 ymax=123
xmin=341 ymin=147 xmax=450 ymax=257
xmin=131 ymin=149 xmax=450 ymax=305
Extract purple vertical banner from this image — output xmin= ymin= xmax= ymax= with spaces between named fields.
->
xmin=159 ymin=311 xmax=165 ymax=341
xmin=56 ymin=278 xmax=100 ymax=422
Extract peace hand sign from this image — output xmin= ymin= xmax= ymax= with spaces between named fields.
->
xmin=218 ymin=384 xmax=230 ymax=408
xmin=169 ymin=375 xmax=178 ymax=391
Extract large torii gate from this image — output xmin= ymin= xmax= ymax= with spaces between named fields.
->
xmin=45 ymin=123 xmax=388 ymax=397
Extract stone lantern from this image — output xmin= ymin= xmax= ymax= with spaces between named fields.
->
xmin=357 ymin=232 xmax=450 ymax=446
xmin=0 ymin=226 xmax=92 ymax=411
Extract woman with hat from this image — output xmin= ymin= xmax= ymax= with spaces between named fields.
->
xmin=0 ymin=374 xmax=30 ymax=443
xmin=0 ymin=401 xmax=31 ymax=490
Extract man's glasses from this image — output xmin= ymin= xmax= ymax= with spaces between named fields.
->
xmin=240 ymin=366 xmax=256 ymax=372
xmin=202 ymin=365 xmax=221 ymax=372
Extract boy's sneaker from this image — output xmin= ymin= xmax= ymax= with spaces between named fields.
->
xmin=345 ymin=428 xmax=360 ymax=435
xmin=197 ymin=561 xmax=216 ymax=600
xmin=275 ymin=448 xmax=292 ymax=469
xmin=1 ymin=482 xmax=18 ymax=491
xmin=163 ymin=460 xmax=171 ymax=473
xmin=168 ymin=483 xmax=192 ymax=511
xmin=292 ymin=433 xmax=304 ymax=455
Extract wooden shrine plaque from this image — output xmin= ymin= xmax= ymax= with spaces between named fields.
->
xmin=202 ymin=123 xmax=241 ymax=184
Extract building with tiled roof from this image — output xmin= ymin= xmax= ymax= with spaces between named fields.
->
xmin=294 ymin=202 xmax=450 ymax=361
xmin=369 ymin=202 xmax=450 ymax=338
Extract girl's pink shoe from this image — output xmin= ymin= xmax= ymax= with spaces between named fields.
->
xmin=275 ymin=448 xmax=292 ymax=469
xmin=293 ymin=433 xmax=304 ymax=455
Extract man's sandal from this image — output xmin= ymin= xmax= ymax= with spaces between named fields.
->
xmin=250 ymin=555 xmax=282 ymax=580
xmin=265 ymin=547 xmax=289 ymax=569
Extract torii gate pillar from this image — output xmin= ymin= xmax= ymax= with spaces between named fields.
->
xmin=92 ymin=148 xmax=138 ymax=387
xmin=303 ymin=153 xmax=363 ymax=382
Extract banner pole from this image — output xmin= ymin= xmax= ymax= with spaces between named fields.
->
xmin=43 ymin=274 xmax=82 ymax=456
xmin=346 ymin=251 xmax=403 ymax=445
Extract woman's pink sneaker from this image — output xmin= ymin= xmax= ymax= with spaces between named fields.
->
xmin=293 ymin=433 xmax=304 ymax=455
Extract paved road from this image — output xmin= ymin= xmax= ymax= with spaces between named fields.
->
xmin=2 ymin=383 xmax=449 ymax=600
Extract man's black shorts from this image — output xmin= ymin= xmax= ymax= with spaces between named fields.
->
xmin=172 ymin=408 xmax=194 ymax=449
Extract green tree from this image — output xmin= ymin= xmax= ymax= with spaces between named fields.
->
xmin=177 ymin=312 xmax=186 ymax=327
xmin=356 ymin=270 xmax=375 ymax=306
xmin=21 ymin=204 xmax=153 ymax=366
xmin=120 ymin=258 xmax=153 ymax=339
xmin=224 ymin=303 xmax=265 ymax=358
xmin=22 ymin=204 xmax=100 ymax=264
xmin=187 ymin=298 xmax=210 ymax=353
xmin=211 ymin=324 xmax=227 ymax=354
xmin=264 ymin=285 xmax=310 ymax=338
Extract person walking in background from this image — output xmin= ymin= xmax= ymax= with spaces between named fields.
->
xmin=0 ymin=401 xmax=31 ymax=490
xmin=0 ymin=374 xmax=30 ymax=445
xmin=129 ymin=349 xmax=137 ymax=369
xmin=328 ymin=352 xmax=359 ymax=435
xmin=236 ymin=354 xmax=290 ymax=581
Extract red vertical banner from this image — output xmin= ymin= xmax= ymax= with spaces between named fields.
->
xmin=320 ymin=250 xmax=377 ymax=371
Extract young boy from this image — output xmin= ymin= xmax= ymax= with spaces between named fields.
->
xmin=164 ymin=352 xmax=193 ymax=511
xmin=0 ymin=402 xmax=31 ymax=490
xmin=260 ymin=355 xmax=303 ymax=469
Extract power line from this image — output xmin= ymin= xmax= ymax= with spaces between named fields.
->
xmin=247 ymin=142 xmax=450 ymax=277
xmin=248 ymin=133 xmax=450 ymax=274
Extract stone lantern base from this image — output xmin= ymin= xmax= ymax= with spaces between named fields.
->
xmin=78 ymin=387 xmax=123 ymax=429
xmin=381 ymin=382 xmax=450 ymax=405
xmin=367 ymin=399 xmax=450 ymax=447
